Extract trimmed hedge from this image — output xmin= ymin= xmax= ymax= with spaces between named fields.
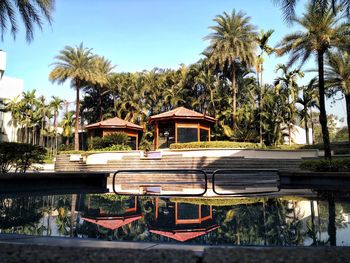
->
xmin=299 ymin=158 xmax=350 ymax=172
xmin=89 ymin=133 xmax=129 ymax=150
xmin=0 ymin=142 xmax=47 ymax=173
xmin=170 ymin=141 xmax=259 ymax=149
xmin=170 ymin=197 xmax=266 ymax=206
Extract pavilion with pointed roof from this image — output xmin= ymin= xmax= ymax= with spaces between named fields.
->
xmin=81 ymin=196 xmax=142 ymax=231
xmin=149 ymin=107 xmax=216 ymax=149
xmin=85 ymin=116 xmax=143 ymax=150
xmin=149 ymin=197 xmax=219 ymax=242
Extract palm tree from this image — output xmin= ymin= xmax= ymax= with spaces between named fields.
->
xmin=0 ymin=0 xmax=54 ymax=42
xmin=90 ymin=56 xmax=115 ymax=121
xmin=325 ymin=49 xmax=350 ymax=143
xmin=204 ymin=10 xmax=257 ymax=130
xmin=276 ymin=3 xmax=350 ymax=159
xmin=274 ymin=64 xmax=304 ymax=145
xmin=49 ymin=43 xmax=97 ymax=150
xmin=274 ymin=0 xmax=349 ymax=22
xmin=37 ymin=95 xmax=47 ymax=146
xmin=61 ymin=111 xmax=75 ymax=146
xmin=50 ymin=96 xmax=63 ymax=153
xmin=256 ymin=29 xmax=274 ymax=144
xmin=297 ymin=78 xmax=318 ymax=145
xmin=5 ymin=95 xmax=21 ymax=141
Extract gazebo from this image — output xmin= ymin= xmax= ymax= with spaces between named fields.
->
xmin=149 ymin=107 xmax=216 ymax=149
xmin=149 ymin=198 xmax=219 ymax=242
xmin=85 ymin=117 xmax=143 ymax=150
xmin=81 ymin=196 xmax=142 ymax=231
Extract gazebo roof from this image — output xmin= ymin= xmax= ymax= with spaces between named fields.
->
xmin=150 ymin=225 xmax=219 ymax=242
xmin=149 ymin=107 xmax=216 ymax=123
xmin=82 ymin=215 xmax=142 ymax=230
xmin=85 ymin=117 xmax=143 ymax=131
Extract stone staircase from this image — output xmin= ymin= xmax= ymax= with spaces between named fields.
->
xmin=55 ymin=154 xmax=303 ymax=173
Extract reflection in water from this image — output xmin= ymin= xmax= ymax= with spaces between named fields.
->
xmin=1 ymin=191 xmax=350 ymax=246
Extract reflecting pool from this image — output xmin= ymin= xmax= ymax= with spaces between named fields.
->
xmin=1 ymin=191 xmax=349 ymax=246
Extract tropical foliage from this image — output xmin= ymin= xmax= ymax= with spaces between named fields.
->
xmin=0 ymin=0 xmax=54 ymax=42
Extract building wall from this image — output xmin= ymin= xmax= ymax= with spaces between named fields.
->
xmin=284 ymin=125 xmax=313 ymax=145
xmin=0 ymin=76 xmax=24 ymax=142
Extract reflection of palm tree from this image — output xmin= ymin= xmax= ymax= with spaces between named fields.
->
xmin=70 ymin=194 xmax=77 ymax=237
xmin=328 ymin=193 xmax=336 ymax=246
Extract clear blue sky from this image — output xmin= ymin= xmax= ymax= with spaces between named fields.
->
xmin=1 ymin=0 xmax=347 ymax=125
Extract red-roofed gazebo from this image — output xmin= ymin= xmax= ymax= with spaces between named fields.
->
xmin=82 ymin=215 xmax=142 ymax=230
xmin=149 ymin=107 xmax=216 ymax=149
xmin=150 ymin=225 xmax=219 ymax=242
xmin=86 ymin=117 xmax=143 ymax=150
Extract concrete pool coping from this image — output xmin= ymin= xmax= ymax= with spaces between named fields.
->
xmin=0 ymin=234 xmax=350 ymax=262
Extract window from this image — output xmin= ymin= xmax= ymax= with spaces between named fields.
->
xmin=128 ymin=136 xmax=137 ymax=150
xmin=200 ymin=129 xmax=209 ymax=141
xmin=177 ymin=203 xmax=199 ymax=220
xmin=177 ymin=127 xmax=198 ymax=143
xmin=201 ymin=205 xmax=211 ymax=218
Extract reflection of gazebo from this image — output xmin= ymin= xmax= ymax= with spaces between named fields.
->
xmin=149 ymin=198 xmax=219 ymax=242
xmin=81 ymin=196 xmax=142 ymax=230
xmin=85 ymin=117 xmax=143 ymax=150
xmin=149 ymin=107 xmax=216 ymax=149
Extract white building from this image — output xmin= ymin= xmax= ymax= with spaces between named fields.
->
xmin=284 ymin=124 xmax=313 ymax=145
xmin=0 ymin=51 xmax=24 ymax=142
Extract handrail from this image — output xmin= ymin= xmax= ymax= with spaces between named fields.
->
xmin=112 ymin=169 xmax=208 ymax=197
xmin=212 ymin=169 xmax=280 ymax=196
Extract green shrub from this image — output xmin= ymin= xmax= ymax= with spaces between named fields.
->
xmin=170 ymin=141 xmax=259 ymax=150
xmin=89 ymin=133 xmax=129 ymax=150
xmin=58 ymin=143 xmax=74 ymax=151
xmin=0 ymin=142 xmax=47 ymax=173
xmin=300 ymin=158 xmax=350 ymax=172
xmin=96 ymin=144 xmax=131 ymax=151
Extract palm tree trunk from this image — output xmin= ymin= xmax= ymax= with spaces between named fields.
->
xmin=54 ymin=113 xmax=58 ymax=154
xmin=345 ymin=93 xmax=350 ymax=145
xmin=328 ymin=193 xmax=336 ymax=246
xmin=74 ymin=80 xmax=80 ymax=151
xmin=70 ymin=194 xmax=77 ymax=237
xmin=317 ymin=51 xmax=332 ymax=160
xmin=310 ymin=108 xmax=315 ymax=144
xmin=232 ymin=67 xmax=237 ymax=131
xmin=305 ymin=114 xmax=310 ymax=145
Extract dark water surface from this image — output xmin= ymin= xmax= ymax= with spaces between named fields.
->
xmin=1 ymin=191 xmax=349 ymax=246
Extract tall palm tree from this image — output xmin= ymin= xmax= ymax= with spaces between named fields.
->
xmin=50 ymin=96 xmax=63 ymax=153
xmin=49 ymin=43 xmax=97 ymax=150
xmin=276 ymin=3 xmax=350 ymax=159
xmin=204 ymin=10 xmax=257 ymax=130
xmin=325 ymin=49 xmax=350 ymax=143
xmin=0 ymin=0 xmax=54 ymax=42
xmin=297 ymin=78 xmax=318 ymax=145
xmin=256 ymin=29 xmax=274 ymax=144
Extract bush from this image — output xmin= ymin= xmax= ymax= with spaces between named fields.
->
xmin=58 ymin=143 xmax=74 ymax=151
xmin=170 ymin=141 xmax=259 ymax=150
xmin=300 ymin=158 xmax=350 ymax=172
xmin=0 ymin=142 xmax=47 ymax=173
xmin=89 ymin=133 xmax=129 ymax=150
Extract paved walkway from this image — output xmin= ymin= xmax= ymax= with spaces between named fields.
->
xmin=1 ymin=234 xmax=350 ymax=262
